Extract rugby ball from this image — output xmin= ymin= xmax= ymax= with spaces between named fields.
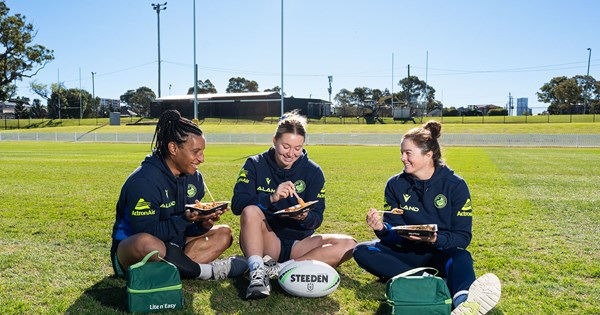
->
xmin=277 ymin=260 xmax=340 ymax=297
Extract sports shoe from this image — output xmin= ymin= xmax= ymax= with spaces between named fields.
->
xmin=246 ymin=265 xmax=270 ymax=299
xmin=263 ymin=255 xmax=281 ymax=279
xmin=210 ymin=255 xmax=248 ymax=280
xmin=451 ymin=273 xmax=502 ymax=315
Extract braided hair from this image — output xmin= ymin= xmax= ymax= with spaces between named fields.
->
xmin=402 ymin=120 xmax=445 ymax=167
xmin=151 ymin=110 xmax=203 ymax=159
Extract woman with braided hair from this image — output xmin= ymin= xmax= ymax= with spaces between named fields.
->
xmin=110 ymin=110 xmax=246 ymax=281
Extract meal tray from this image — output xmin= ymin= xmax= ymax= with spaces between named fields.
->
xmin=391 ymin=224 xmax=438 ymax=237
xmin=185 ymin=201 xmax=229 ymax=214
xmin=274 ymin=200 xmax=319 ymax=218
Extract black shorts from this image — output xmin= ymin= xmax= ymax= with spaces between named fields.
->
xmin=277 ymin=237 xmax=298 ymax=262
xmin=110 ymin=240 xmax=126 ymax=278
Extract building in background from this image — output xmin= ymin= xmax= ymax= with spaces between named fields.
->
xmin=151 ymin=92 xmax=330 ymax=120
xmin=517 ymin=98 xmax=531 ymax=116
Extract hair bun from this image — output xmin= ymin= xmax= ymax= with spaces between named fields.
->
xmin=161 ymin=110 xmax=181 ymax=122
xmin=423 ymin=121 xmax=442 ymax=139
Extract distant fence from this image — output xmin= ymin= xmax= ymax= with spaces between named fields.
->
xmin=2 ymin=113 xmax=600 ymax=129
xmin=1 ymin=132 xmax=599 ymax=147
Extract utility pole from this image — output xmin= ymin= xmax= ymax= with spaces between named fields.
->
xmin=585 ymin=48 xmax=592 ymax=114
xmin=152 ymin=2 xmax=167 ymax=98
xmin=328 ymin=76 xmax=333 ymax=104
xmin=57 ymin=69 xmax=61 ymax=120
xmin=92 ymin=72 xmax=96 ymax=124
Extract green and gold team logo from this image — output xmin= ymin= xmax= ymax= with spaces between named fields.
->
xmin=294 ymin=180 xmax=306 ymax=193
xmin=434 ymin=194 xmax=447 ymax=209
xmin=461 ymin=198 xmax=472 ymax=211
xmin=266 ymin=177 xmax=271 ymax=185
xmin=238 ymin=168 xmax=248 ymax=178
xmin=187 ymin=184 xmax=197 ymax=198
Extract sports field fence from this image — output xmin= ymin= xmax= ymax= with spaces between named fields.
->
xmin=1 ymin=132 xmax=598 ymax=147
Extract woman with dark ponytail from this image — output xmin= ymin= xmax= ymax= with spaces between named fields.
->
xmin=353 ymin=120 xmax=502 ymax=314
xmin=110 ymin=110 xmax=246 ymax=281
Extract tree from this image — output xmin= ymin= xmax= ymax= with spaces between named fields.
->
xmin=397 ymin=76 xmax=436 ymax=111
xmin=187 ymin=79 xmax=217 ymax=94
xmin=48 ymin=87 xmax=93 ymax=119
xmin=225 ymin=77 xmax=259 ymax=93
xmin=14 ymin=97 xmax=29 ymax=119
xmin=537 ymin=76 xmax=585 ymax=114
xmin=29 ymin=98 xmax=46 ymax=118
xmin=351 ymin=87 xmax=372 ymax=106
xmin=334 ymin=88 xmax=352 ymax=107
xmin=264 ymin=86 xmax=281 ymax=93
xmin=122 ymin=86 xmax=156 ymax=117
xmin=0 ymin=2 xmax=54 ymax=101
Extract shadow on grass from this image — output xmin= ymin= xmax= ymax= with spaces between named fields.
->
xmin=66 ymin=274 xmax=342 ymax=315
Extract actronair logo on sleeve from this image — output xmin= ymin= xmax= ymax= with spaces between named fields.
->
xmin=132 ymin=198 xmax=156 ymax=216
xmin=237 ymin=168 xmax=249 ymax=184
xmin=456 ymin=198 xmax=473 ymax=217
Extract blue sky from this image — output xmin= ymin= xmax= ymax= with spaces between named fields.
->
xmin=5 ymin=0 xmax=599 ymax=113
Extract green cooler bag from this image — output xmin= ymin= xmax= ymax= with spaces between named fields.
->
xmin=127 ymin=250 xmax=183 ymax=313
xmin=385 ymin=267 xmax=452 ymax=315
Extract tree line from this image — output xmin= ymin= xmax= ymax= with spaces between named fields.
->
xmin=2 ymin=2 xmax=599 ymax=120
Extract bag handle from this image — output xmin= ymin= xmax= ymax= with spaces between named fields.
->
xmin=392 ymin=267 xmax=439 ymax=280
xmin=141 ymin=250 xmax=161 ymax=264
xmin=129 ymin=250 xmax=161 ymax=270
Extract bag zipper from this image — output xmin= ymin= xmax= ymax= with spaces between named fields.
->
xmin=127 ymin=284 xmax=182 ymax=294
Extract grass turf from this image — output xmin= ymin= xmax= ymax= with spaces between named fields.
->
xmin=0 ymin=142 xmax=599 ymax=314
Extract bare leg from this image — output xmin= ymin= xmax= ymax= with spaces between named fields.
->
xmin=290 ymin=234 xmax=357 ymax=267
xmin=239 ymin=205 xmax=281 ymax=259
xmin=116 ymin=233 xmax=166 ymax=270
xmin=184 ymin=224 xmax=233 ymax=263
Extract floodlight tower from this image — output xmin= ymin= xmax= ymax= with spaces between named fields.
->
xmin=152 ymin=2 xmax=167 ymax=98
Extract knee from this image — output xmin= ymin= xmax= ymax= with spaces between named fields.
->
xmin=450 ymin=249 xmax=473 ymax=262
xmin=212 ymin=225 xmax=234 ymax=247
xmin=240 ymin=205 xmax=266 ymax=228
xmin=339 ymin=236 xmax=358 ymax=251
xmin=352 ymin=241 xmax=378 ymax=260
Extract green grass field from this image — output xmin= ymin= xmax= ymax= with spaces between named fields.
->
xmin=1 ymin=142 xmax=599 ymax=314
xmin=2 ymin=118 xmax=600 ymax=135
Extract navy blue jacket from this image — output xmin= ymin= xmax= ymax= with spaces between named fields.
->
xmin=231 ymin=148 xmax=326 ymax=240
xmin=111 ymin=153 xmax=208 ymax=247
xmin=375 ymin=166 xmax=473 ymax=250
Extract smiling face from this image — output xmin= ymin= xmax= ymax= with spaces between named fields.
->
xmin=273 ymin=133 xmax=304 ymax=169
xmin=400 ymin=138 xmax=434 ymax=180
xmin=166 ymin=134 xmax=206 ymax=177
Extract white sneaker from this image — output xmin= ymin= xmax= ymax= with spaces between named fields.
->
xmin=210 ymin=255 xmax=247 ymax=280
xmin=451 ymin=273 xmax=501 ymax=315
xmin=263 ymin=255 xmax=281 ymax=279
xmin=246 ymin=266 xmax=270 ymax=299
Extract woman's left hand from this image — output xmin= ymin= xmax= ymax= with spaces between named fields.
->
xmin=403 ymin=232 xmax=437 ymax=244
xmin=291 ymin=211 xmax=308 ymax=221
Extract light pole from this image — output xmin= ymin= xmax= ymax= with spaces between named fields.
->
xmin=92 ymin=72 xmax=96 ymax=124
xmin=193 ymin=0 xmax=197 ymax=121
xmin=152 ymin=2 xmax=167 ymax=98
xmin=280 ymin=0 xmax=284 ymax=116
xmin=586 ymin=48 xmax=592 ymax=114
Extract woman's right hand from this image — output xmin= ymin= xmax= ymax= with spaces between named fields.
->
xmin=366 ymin=208 xmax=384 ymax=231
xmin=270 ymin=181 xmax=296 ymax=203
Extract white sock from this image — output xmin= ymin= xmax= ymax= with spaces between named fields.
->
xmin=248 ymin=255 xmax=263 ymax=271
xmin=197 ymin=263 xmax=212 ymax=280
